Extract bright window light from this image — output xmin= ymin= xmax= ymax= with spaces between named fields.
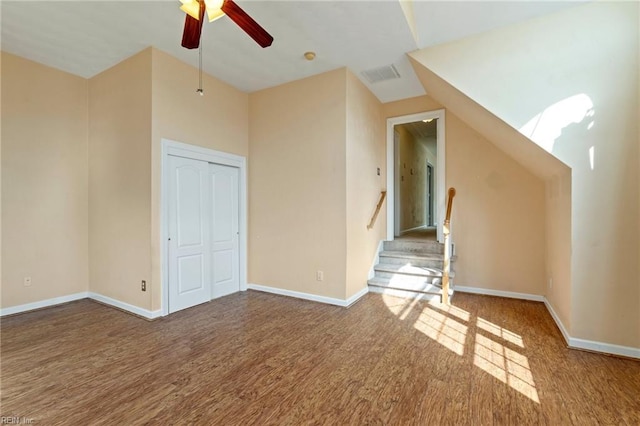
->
xmin=520 ymin=94 xmax=594 ymax=153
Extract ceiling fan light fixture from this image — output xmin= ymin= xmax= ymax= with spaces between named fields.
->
xmin=180 ymin=0 xmax=201 ymax=20
xmin=205 ymin=0 xmax=225 ymax=22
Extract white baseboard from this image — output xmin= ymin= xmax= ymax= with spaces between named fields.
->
xmin=455 ymin=285 xmax=544 ymax=302
xmin=0 ymin=292 xmax=89 ymax=316
xmin=544 ymin=298 xmax=639 ymax=359
xmin=345 ymin=286 xmax=369 ymax=307
xmin=0 ymin=291 xmax=162 ymax=320
xmin=88 ymin=292 xmax=162 ymax=320
xmin=454 ymin=286 xmax=639 ymax=359
xmin=247 ymin=283 xmax=368 ymax=308
xmin=542 ymin=297 xmax=572 ymax=345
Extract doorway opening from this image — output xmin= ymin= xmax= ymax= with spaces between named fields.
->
xmin=386 ymin=110 xmax=445 ymax=243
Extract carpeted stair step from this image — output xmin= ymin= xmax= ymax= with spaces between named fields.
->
xmin=383 ymin=239 xmax=445 ymax=255
xmin=367 ymin=276 xmax=455 ymax=301
xmin=378 ymin=250 xmax=446 ymax=268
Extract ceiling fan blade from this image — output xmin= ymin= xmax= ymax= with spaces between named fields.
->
xmin=181 ymin=0 xmax=206 ymax=49
xmin=221 ymin=0 xmax=273 ymax=48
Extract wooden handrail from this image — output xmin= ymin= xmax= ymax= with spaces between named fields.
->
xmin=442 ymin=187 xmax=456 ymax=305
xmin=367 ymin=191 xmax=387 ymax=230
xmin=444 ymin=187 xmax=456 ymax=225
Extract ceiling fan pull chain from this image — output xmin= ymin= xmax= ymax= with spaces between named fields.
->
xmin=197 ymin=35 xmax=204 ymax=96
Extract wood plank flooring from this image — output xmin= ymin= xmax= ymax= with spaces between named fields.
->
xmin=1 ymin=291 xmax=639 ymax=425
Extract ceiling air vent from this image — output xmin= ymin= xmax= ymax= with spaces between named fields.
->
xmin=361 ymin=64 xmax=400 ymax=84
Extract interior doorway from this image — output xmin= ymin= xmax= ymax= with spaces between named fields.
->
xmin=386 ymin=110 xmax=445 ymax=242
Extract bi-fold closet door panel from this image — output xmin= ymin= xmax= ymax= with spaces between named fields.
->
xmin=210 ymin=164 xmax=240 ymax=299
xmin=168 ymin=155 xmax=239 ymax=314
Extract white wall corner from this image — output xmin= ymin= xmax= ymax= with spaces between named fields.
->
xmin=89 ymin=292 xmax=162 ymax=320
xmin=345 ymin=286 xmax=369 ymax=307
xmin=543 ymin=297 xmax=571 ymax=344
xmin=544 ymin=297 xmax=640 ymax=360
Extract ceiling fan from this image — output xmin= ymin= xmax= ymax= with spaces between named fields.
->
xmin=179 ymin=0 xmax=274 ymax=49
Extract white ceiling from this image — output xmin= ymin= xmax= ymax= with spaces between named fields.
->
xmin=1 ymin=1 xmax=583 ymax=103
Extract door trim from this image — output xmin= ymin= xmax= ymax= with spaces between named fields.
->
xmin=161 ymin=138 xmax=247 ymax=316
xmin=386 ymin=110 xmax=445 ymax=242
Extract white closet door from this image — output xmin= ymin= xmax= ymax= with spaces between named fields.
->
xmin=168 ymin=155 xmax=211 ymax=313
xmin=210 ymin=164 xmax=240 ymax=299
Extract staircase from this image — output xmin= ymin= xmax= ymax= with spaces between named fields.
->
xmin=368 ymin=239 xmax=455 ymax=302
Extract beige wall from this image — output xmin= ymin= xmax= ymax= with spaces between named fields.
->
xmin=345 ymin=70 xmax=385 ymax=299
xmin=88 ymin=49 xmax=152 ymax=309
xmin=1 ymin=52 xmax=89 ymax=307
xmin=249 ymin=68 xmax=347 ymax=299
xmin=150 ymin=49 xmax=249 ymax=311
xmin=446 ymin=112 xmax=546 ymax=294
xmin=409 ymin=2 xmax=639 ymax=347
xmin=383 ymin=95 xmax=547 ymax=295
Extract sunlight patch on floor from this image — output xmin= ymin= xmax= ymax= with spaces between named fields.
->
xmin=381 ymin=294 xmax=540 ymax=403
xmin=477 ymin=317 xmax=524 ymax=348
xmin=382 ymin=294 xmax=414 ymax=316
xmin=413 ymin=306 xmax=468 ymax=356
xmin=473 ymin=332 xmax=539 ymax=403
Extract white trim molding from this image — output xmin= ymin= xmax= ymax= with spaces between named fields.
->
xmin=0 ymin=292 xmax=161 ymax=320
xmin=89 ymin=292 xmax=162 ymax=320
xmin=247 ymin=283 xmax=368 ymax=308
xmin=455 ymin=285 xmax=545 ymax=302
xmin=0 ymin=292 xmax=89 ymax=316
xmin=544 ymin=298 xmax=640 ymax=359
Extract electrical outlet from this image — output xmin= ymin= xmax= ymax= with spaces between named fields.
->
xmin=23 ymin=276 xmax=32 ymax=287
xmin=316 ymin=271 xmax=324 ymax=281
xmin=141 ymin=280 xmax=146 ymax=291
xmin=548 ymin=278 xmax=553 ymax=289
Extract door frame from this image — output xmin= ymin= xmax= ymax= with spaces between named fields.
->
xmin=386 ymin=110 xmax=445 ymax=242
xmin=426 ymin=162 xmax=434 ymax=227
xmin=161 ymin=138 xmax=247 ymax=316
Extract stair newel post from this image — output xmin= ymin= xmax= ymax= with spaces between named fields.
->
xmin=442 ymin=223 xmax=451 ymax=305
xmin=442 ymin=188 xmax=456 ymax=305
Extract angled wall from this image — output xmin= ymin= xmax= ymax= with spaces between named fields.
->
xmin=409 ymin=2 xmax=639 ymax=348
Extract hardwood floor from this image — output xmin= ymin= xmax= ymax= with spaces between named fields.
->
xmin=1 ymin=291 xmax=639 ymax=425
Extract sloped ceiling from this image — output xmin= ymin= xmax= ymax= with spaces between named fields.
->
xmin=1 ymin=1 xmax=584 ymax=102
